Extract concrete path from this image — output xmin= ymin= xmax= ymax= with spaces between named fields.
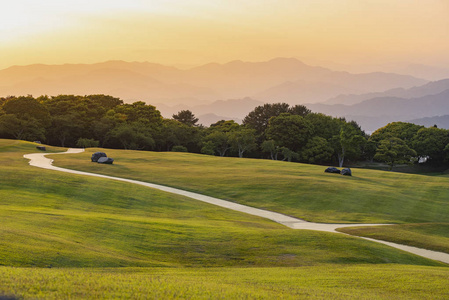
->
xmin=24 ymin=149 xmax=449 ymax=264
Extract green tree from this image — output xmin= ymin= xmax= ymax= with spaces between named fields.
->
xmin=243 ymin=103 xmax=291 ymax=135
xmin=76 ymin=138 xmax=100 ymax=148
xmin=301 ymin=137 xmax=334 ymax=164
xmin=412 ymin=127 xmax=449 ymax=164
xmin=2 ymin=96 xmax=50 ymax=125
xmin=374 ymin=137 xmax=417 ymax=170
xmin=104 ymin=122 xmax=155 ymax=150
xmin=172 ymin=110 xmax=199 ymax=126
xmin=289 ymin=104 xmax=311 ymax=117
xmin=48 ymin=113 xmax=84 ymax=147
xmin=0 ymin=114 xmax=45 ymax=141
xmin=202 ymin=131 xmax=231 ymax=157
xmin=331 ymin=122 xmax=366 ymax=167
xmin=279 ymin=147 xmax=298 ymax=162
xmin=155 ymin=119 xmax=201 ymax=151
xmin=370 ymin=122 xmax=424 ymax=147
xmin=261 ymin=139 xmax=282 ymax=160
xmin=228 ymin=127 xmax=257 ymax=158
xmin=265 ymin=113 xmax=314 ymax=153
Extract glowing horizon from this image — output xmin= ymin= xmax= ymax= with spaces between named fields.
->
xmin=1 ymin=0 xmax=448 ymax=70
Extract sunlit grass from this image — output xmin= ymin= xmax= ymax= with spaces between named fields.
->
xmin=339 ymin=223 xmax=449 ymax=254
xmin=54 ymin=148 xmax=449 ymax=224
xmin=0 ymin=265 xmax=448 ymax=300
xmin=1 ymin=139 xmax=448 ymax=298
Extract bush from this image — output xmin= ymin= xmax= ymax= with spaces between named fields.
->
xmin=172 ymin=145 xmax=188 ymax=152
xmin=76 ymin=138 xmax=100 ymax=148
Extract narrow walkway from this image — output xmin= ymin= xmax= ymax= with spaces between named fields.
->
xmin=24 ymin=149 xmax=449 ymax=264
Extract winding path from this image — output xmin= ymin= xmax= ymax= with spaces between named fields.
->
xmin=24 ymin=149 xmax=449 ymax=264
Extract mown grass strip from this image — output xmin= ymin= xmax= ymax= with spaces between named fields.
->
xmin=338 ymin=223 xmax=449 ymax=254
xmin=0 ymin=265 xmax=448 ymax=299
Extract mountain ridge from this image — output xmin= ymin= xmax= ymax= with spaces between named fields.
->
xmin=0 ymin=58 xmax=427 ymax=105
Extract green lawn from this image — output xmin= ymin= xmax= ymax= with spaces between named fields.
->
xmin=1 ymin=139 xmax=448 ymax=298
xmin=339 ymin=223 xmax=449 ymax=254
xmin=54 ymin=148 xmax=449 ymax=224
xmin=0 ymin=265 xmax=448 ymax=300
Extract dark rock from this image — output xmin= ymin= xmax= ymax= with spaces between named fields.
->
xmin=341 ymin=168 xmax=352 ymax=176
xmin=97 ymin=157 xmax=114 ymax=164
xmin=325 ymin=167 xmax=340 ymax=174
xmin=36 ymin=146 xmax=46 ymax=151
xmin=91 ymin=152 xmax=107 ymax=162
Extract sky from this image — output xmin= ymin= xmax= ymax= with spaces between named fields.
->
xmin=1 ymin=0 xmax=448 ymax=70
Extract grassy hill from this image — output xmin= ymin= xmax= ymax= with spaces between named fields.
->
xmin=1 ymin=140 xmax=448 ymax=299
xmin=55 ymin=148 xmax=449 ymax=224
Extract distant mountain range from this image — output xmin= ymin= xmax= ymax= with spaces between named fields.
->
xmin=0 ymin=58 xmax=427 ymax=106
xmin=307 ymin=81 xmax=449 ymax=132
xmin=2 ymin=58 xmax=448 ymax=132
xmin=407 ymin=115 xmax=449 ymax=129
xmin=325 ymin=79 xmax=449 ymax=105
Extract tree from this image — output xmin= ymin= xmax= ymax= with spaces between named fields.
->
xmin=412 ymin=127 xmax=449 ymax=164
xmin=172 ymin=110 xmax=199 ymax=126
xmin=243 ymin=103 xmax=290 ymax=135
xmin=104 ymin=122 xmax=155 ymax=150
xmin=2 ymin=96 xmax=50 ymax=125
xmin=265 ymin=113 xmax=314 ymax=153
xmin=228 ymin=127 xmax=257 ymax=158
xmin=202 ymin=131 xmax=231 ymax=157
xmin=289 ymin=104 xmax=311 ymax=117
xmin=305 ymin=113 xmax=340 ymax=140
xmin=113 ymin=101 xmax=162 ymax=125
xmin=47 ymin=113 xmax=84 ymax=147
xmin=374 ymin=137 xmax=417 ymax=170
xmin=301 ymin=137 xmax=334 ymax=164
xmin=0 ymin=114 xmax=45 ymax=141
xmin=76 ymin=138 xmax=100 ymax=148
xmin=261 ymin=139 xmax=281 ymax=160
xmin=279 ymin=147 xmax=298 ymax=162
xmin=155 ymin=119 xmax=201 ymax=151
xmin=370 ymin=122 xmax=424 ymax=147
xmin=331 ymin=122 xmax=366 ymax=167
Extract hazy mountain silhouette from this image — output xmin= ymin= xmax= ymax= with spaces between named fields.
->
xmin=407 ymin=115 xmax=449 ymax=129
xmin=308 ymin=89 xmax=449 ymax=131
xmin=0 ymin=58 xmax=427 ymax=105
xmin=256 ymin=71 xmax=427 ymax=104
xmin=196 ymin=113 xmax=243 ymax=127
xmin=325 ymin=78 xmax=449 ymax=105
xmin=156 ymin=98 xmax=264 ymax=121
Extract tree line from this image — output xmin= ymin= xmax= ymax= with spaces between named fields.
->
xmin=0 ymin=95 xmax=448 ymax=169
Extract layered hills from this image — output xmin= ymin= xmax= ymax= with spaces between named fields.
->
xmin=0 ymin=58 xmax=426 ymax=106
xmin=3 ymin=58 xmax=449 ymax=131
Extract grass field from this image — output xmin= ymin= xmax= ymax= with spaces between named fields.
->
xmin=54 ymin=148 xmax=449 ymax=224
xmin=339 ymin=223 xmax=449 ymax=254
xmin=1 ymin=265 xmax=448 ymax=299
xmin=1 ymin=140 xmax=449 ymax=298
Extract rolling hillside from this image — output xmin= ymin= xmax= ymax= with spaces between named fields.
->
xmin=1 ymin=139 xmax=448 ymax=298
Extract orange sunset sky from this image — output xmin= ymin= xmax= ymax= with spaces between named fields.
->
xmin=1 ymin=0 xmax=448 ymax=70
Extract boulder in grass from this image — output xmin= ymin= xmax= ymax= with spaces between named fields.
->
xmin=36 ymin=146 xmax=46 ymax=151
xmin=341 ymin=168 xmax=352 ymax=176
xmin=97 ymin=157 xmax=114 ymax=164
xmin=91 ymin=152 xmax=107 ymax=162
xmin=324 ymin=167 xmax=340 ymax=174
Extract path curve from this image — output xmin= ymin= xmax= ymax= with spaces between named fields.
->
xmin=24 ymin=149 xmax=449 ymax=264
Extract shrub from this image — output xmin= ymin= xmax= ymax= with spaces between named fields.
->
xmin=76 ymin=138 xmax=100 ymax=148
xmin=172 ymin=145 xmax=188 ymax=152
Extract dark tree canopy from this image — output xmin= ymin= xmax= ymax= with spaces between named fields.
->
xmin=242 ymin=103 xmax=291 ymax=135
xmin=2 ymin=94 xmax=449 ymax=169
xmin=370 ymin=122 xmax=424 ymax=146
xmin=172 ymin=110 xmax=199 ymax=127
